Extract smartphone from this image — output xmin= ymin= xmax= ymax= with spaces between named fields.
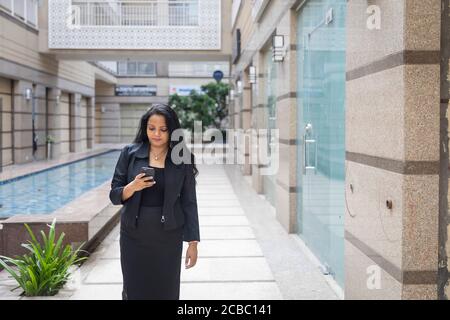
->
xmin=140 ymin=167 xmax=155 ymax=181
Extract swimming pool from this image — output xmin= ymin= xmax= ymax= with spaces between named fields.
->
xmin=0 ymin=150 xmax=121 ymax=218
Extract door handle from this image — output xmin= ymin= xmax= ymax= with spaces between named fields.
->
xmin=303 ymin=123 xmax=317 ymax=174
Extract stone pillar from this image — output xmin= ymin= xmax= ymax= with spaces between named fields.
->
xmin=12 ymin=80 xmax=45 ymax=164
xmin=233 ymin=77 xmax=243 ymax=168
xmin=47 ymin=88 xmax=63 ymax=159
xmin=87 ymin=97 xmax=95 ymax=149
xmin=251 ymin=52 xmax=265 ymax=194
xmin=70 ymin=93 xmax=82 ymax=153
xmin=274 ymin=9 xmax=298 ymax=234
xmin=156 ymin=62 xmax=169 ymax=77
xmin=95 ymin=103 xmax=121 ymax=143
xmin=59 ymin=92 xmax=70 ymax=155
xmin=240 ymin=70 xmax=252 ymax=176
xmin=344 ymin=0 xmax=441 ymax=299
xmin=79 ymin=96 xmax=88 ymax=152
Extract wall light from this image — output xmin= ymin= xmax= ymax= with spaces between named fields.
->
xmin=25 ymin=88 xmax=32 ymax=101
xmin=272 ymin=35 xmax=286 ymax=62
xmin=230 ymin=89 xmax=235 ymax=101
xmin=249 ymin=66 xmax=257 ymax=84
xmin=237 ymin=80 xmax=243 ymax=94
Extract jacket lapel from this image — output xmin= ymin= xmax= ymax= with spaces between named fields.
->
xmin=131 ymin=141 xmax=185 ymax=221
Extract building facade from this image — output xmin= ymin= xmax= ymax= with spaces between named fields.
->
xmin=95 ymin=60 xmax=230 ymax=144
xmin=0 ymin=0 xmax=230 ymax=169
xmin=230 ymin=0 xmax=450 ymax=299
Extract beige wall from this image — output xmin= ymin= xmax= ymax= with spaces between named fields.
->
xmin=116 ymin=77 xmax=219 ymax=97
xmin=0 ymin=14 xmax=95 ymax=89
xmin=0 ymin=10 xmax=100 ymax=166
xmin=232 ymin=0 xmax=255 ymax=52
xmin=0 ymin=77 xmax=12 ymax=167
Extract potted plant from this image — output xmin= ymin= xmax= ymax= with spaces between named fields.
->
xmin=46 ymin=135 xmax=55 ymax=159
xmin=0 ymin=218 xmax=88 ymax=297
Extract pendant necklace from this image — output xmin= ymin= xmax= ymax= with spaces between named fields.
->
xmin=150 ymin=148 xmax=168 ymax=161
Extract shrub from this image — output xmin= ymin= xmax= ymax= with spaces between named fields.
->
xmin=0 ymin=219 xmax=88 ymax=297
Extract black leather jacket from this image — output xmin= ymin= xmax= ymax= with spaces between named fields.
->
xmin=109 ymin=141 xmax=200 ymax=242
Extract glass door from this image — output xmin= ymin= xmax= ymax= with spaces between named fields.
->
xmin=296 ymin=0 xmax=346 ymax=287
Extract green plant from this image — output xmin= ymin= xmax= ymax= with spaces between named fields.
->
xmin=46 ymin=135 xmax=55 ymax=144
xmin=169 ymin=81 xmax=230 ymax=133
xmin=0 ymin=218 xmax=88 ymax=297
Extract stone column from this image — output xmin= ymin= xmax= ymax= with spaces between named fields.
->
xmin=13 ymin=80 xmax=34 ymax=164
xmin=87 ymin=97 xmax=95 ymax=149
xmin=344 ymin=0 xmax=441 ymax=299
xmin=47 ymin=88 xmax=63 ymax=159
xmin=240 ymin=70 xmax=252 ymax=176
xmin=95 ymin=103 xmax=121 ymax=143
xmin=274 ymin=9 xmax=298 ymax=234
xmin=79 ymin=96 xmax=88 ymax=152
xmin=251 ymin=52 xmax=265 ymax=195
xmin=70 ymin=93 xmax=82 ymax=153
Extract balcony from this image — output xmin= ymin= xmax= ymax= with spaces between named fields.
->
xmin=72 ymin=0 xmax=199 ymax=27
xmin=43 ymin=0 xmax=230 ymax=60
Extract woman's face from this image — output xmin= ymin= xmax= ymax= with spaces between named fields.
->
xmin=147 ymin=114 xmax=169 ymax=148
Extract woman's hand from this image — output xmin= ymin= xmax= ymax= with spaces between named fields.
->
xmin=131 ymin=173 xmax=156 ymax=192
xmin=185 ymin=243 xmax=198 ymax=269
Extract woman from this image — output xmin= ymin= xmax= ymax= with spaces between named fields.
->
xmin=109 ymin=104 xmax=200 ymax=300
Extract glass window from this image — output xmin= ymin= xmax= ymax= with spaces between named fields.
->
xmin=127 ymin=62 xmax=137 ymax=75
xmin=169 ymin=0 xmax=199 ymax=26
xmin=26 ymin=0 xmax=37 ymax=26
xmin=138 ymin=62 xmax=156 ymax=76
xmin=117 ymin=62 xmax=126 ymax=75
xmin=117 ymin=61 xmax=156 ymax=76
xmin=0 ymin=0 xmax=12 ymax=12
xmin=14 ymin=0 xmax=25 ymax=19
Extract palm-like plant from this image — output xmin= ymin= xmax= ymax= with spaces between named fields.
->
xmin=0 ymin=218 xmax=88 ymax=297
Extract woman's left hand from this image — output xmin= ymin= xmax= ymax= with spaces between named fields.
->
xmin=185 ymin=243 xmax=198 ymax=269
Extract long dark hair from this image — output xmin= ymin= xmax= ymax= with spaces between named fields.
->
xmin=133 ymin=104 xmax=199 ymax=180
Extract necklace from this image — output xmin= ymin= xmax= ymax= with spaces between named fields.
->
xmin=150 ymin=148 xmax=168 ymax=161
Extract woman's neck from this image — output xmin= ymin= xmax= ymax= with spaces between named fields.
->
xmin=150 ymin=144 xmax=169 ymax=154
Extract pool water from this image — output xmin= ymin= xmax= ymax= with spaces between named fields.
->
xmin=0 ymin=150 xmax=121 ymax=218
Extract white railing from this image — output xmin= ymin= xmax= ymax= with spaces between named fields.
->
xmin=0 ymin=0 xmax=38 ymax=27
xmin=72 ymin=0 xmax=199 ymax=27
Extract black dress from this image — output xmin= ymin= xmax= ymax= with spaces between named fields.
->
xmin=119 ymin=165 xmax=183 ymax=300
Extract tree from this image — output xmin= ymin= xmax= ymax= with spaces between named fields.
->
xmin=169 ymin=82 xmax=230 ymax=135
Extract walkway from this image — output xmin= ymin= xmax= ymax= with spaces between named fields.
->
xmin=65 ymin=163 xmax=340 ymax=300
